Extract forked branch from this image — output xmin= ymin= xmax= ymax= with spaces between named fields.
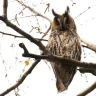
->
xmin=16 ymin=0 xmax=52 ymax=24
xmin=19 ymin=43 xmax=96 ymax=69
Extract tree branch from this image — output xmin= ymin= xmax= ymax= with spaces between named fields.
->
xmin=0 ymin=31 xmax=48 ymax=41
xmin=74 ymin=5 xmax=96 ymax=19
xmin=78 ymin=68 xmax=96 ymax=76
xmin=0 ymin=59 xmax=40 ymax=96
xmin=81 ymin=38 xmax=96 ymax=52
xmin=16 ymin=0 xmax=52 ymax=24
xmin=19 ymin=43 xmax=29 ymax=53
xmin=41 ymin=25 xmax=51 ymax=38
xmin=0 ymin=0 xmax=48 ymax=53
xmin=3 ymin=0 xmax=8 ymax=18
xmin=0 ymin=31 xmax=24 ymax=38
xmin=0 ymin=16 xmax=48 ymax=53
xmin=24 ymin=53 xmax=96 ymax=69
xmin=77 ymin=81 xmax=96 ymax=96
xmin=19 ymin=43 xmax=96 ymax=69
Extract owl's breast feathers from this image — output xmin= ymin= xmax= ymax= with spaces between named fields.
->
xmin=46 ymin=30 xmax=81 ymax=92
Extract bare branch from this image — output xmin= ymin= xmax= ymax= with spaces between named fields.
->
xmin=0 ymin=16 xmax=47 ymax=53
xmin=19 ymin=43 xmax=96 ymax=69
xmin=24 ymin=53 xmax=96 ymax=69
xmin=70 ymin=0 xmax=76 ymax=6
xmin=81 ymin=38 xmax=96 ymax=52
xmin=0 ymin=59 xmax=40 ymax=96
xmin=0 ymin=31 xmax=24 ymax=38
xmin=44 ymin=3 xmax=50 ymax=14
xmin=78 ymin=68 xmax=96 ymax=76
xmin=0 ymin=31 xmax=48 ymax=41
xmin=0 ymin=14 xmax=38 ymax=24
xmin=0 ymin=0 xmax=49 ymax=53
xmin=16 ymin=0 xmax=52 ymax=24
xmin=42 ymin=25 xmax=51 ymax=38
xmin=36 ymin=38 xmax=48 ymax=41
xmin=19 ymin=43 xmax=29 ymax=53
xmin=3 ymin=0 xmax=8 ymax=18
xmin=77 ymin=81 xmax=96 ymax=96
xmin=74 ymin=5 xmax=96 ymax=19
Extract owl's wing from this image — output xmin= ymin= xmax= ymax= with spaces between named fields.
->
xmin=46 ymin=30 xmax=81 ymax=92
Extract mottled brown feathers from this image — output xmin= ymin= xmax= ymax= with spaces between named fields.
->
xmin=46 ymin=6 xmax=81 ymax=92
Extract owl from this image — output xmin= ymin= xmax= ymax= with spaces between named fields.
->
xmin=46 ymin=6 xmax=81 ymax=92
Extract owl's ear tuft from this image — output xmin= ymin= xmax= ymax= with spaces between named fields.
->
xmin=66 ymin=6 xmax=70 ymax=13
xmin=52 ymin=9 xmax=59 ymax=17
xmin=65 ymin=6 xmax=70 ymax=14
xmin=63 ymin=6 xmax=70 ymax=17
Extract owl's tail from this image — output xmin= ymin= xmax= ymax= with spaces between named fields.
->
xmin=56 ymin=79 xmax=67 ymax=92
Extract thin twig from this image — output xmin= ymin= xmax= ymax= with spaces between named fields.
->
xmin=44 ymin=3 xmax=50 ymax=14
xmin=0 ymin=0 xmax=48 ymax=53
xmin=0 ymin=16 xmax=47 ymax=53
xmin=0 ymin=31 xmax=48 ymax=41
xmin=41 ymin=25 xmax=51 ymax=38
xmin=0 ymin=15 xmax=38 ymax=24
xmin=70 ymin=0 xmax=76 ymax=6
xmin=74 ymin=5 xmax=96 ymax=19
xmin=0 ymin=31 xmax=24 ymax=38
xmin=16 ymin=0 xmax=52 ymax=24
xmin=0 ymin=59 xmax=40 ymax=96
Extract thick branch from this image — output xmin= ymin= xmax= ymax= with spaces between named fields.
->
xmin=3 ymin=0 xmax=8 ymax=18
xmin=77 ymin=81 xmax=96 ymax=96
xmin=19 ymin=44 xmax=96 ymax=69
xmin=78 ymin=68 xmax=96 ymax=76
xmin=81 ymin=38 xmax=96 ymax=52
xmin=0 ymin=59 xmax=40 ymax=96
xmin=19 ymin=43 xmax=29 ymax=53
xmin=25 ymin=53 xmax=96 ymax=69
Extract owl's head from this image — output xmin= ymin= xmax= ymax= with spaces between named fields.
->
xmin=52 ymin=6 xmax=76 ymax=31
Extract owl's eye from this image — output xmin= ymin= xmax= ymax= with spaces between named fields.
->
xmin=63 ymin=17 xmax=67 ymax=24
xmin=63 ymin=15 xmax=69 ymax=24
xmin=55 ymin=17 xmax=60 ymax=25
xmin=63 ymin=13 xmax=70 ymax=24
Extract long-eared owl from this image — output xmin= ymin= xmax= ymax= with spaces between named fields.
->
xmin=46 ymin=6 xmax=81 ymax=92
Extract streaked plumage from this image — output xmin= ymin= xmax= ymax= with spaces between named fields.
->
xmin=46 ymin=6 xmax=81 ymax=92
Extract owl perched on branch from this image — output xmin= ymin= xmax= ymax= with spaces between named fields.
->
xmin=46 ymin=6 xmax=81 ymax=92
